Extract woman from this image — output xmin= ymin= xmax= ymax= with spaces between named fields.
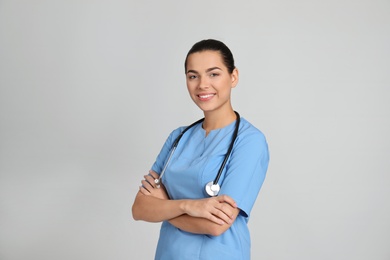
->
xmin=132 ymin=39 xmax=269 ymax=260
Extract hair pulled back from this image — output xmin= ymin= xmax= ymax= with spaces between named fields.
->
xmin=184 ymin=39 xmax=236 ymax=74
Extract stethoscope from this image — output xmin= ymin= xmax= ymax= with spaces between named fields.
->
xmin=154 ymin=111 xmax=240 ymax=197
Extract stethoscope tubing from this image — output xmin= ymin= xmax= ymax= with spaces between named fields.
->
xmin=155 ymin=117 xmax=204 ymax=185
xmin=155 ymin=111 xmax=240 ymax=195
xmin=213 ymin=111 xmax=240 ymax=185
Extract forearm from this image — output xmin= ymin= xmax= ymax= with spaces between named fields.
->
xmin=168 ymin=215 xmax=227 ymax=236
xmin=133 ymin=174 xmax=239 ymax=228
xmin=132 ymin=192 xmax=186 ymax=222
xmin=169 ymin=206 xmax=240 ymax=236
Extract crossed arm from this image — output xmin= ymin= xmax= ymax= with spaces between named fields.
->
xmin=131 ymin=171 xmax=240 ymax=236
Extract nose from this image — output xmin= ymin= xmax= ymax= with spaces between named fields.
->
xmin=198 ymin=76 xmax=210 ymax=89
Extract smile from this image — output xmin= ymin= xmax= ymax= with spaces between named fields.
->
xmin=198 ymin=94 xmax=215 ymax=100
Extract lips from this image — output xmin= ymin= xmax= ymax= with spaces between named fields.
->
xmin=197 ymin=93 xmax=215 ymax=101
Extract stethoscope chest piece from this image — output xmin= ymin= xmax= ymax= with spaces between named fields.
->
xmin=205 ymin=181 xmax=220 ymax=197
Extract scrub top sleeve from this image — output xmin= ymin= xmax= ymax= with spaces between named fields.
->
xmin=220 ymin=130 xmax=269 ymax=218
xmin=151 ymin=128 xmax=183 ymax=176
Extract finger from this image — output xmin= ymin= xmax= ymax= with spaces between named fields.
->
xmin=149 ymin=170 xmax=160 ymax=179
xmin=144 ymin=175 xmax=156 ymax=187
xmin=139 ymin=186 xmax=151 ymax=195
xmin=218 ymin=195 xmax=236 ymax=207
xmin=218 ymin=203 xmax=234 ymax=219
xmin=217 ymin=195 xmax=237 ymax=208
xmin=206 ymin=213 xmax=224 ymax=225
xmin=213 ymin=205 xmax=233 ymax=224
xmin=201 ymin=199 xmax=232 ymax=224
xmin=141 ymin=179 xmax=154 ymax=190
xmin=144 ymin=174 xmax=155 ymax=181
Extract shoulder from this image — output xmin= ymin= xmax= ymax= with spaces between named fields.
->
xmin=234 ymin=117 xmax=269 ymax=159
xmin=237 ymin=117 xmax=267 ymax=144
xmin=168 ymin=117 xmax=204 ymax=141
xmin=169 ymin=126 xmax=186 ymax=138
xmin=165 ymin=124 xmax=193 ymax=145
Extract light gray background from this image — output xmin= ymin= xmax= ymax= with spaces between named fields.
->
xmin=1 ymin=0 xmax=389 ymax=259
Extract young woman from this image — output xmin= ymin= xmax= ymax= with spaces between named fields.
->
xmin=132 ymin=39 xmax=269 ymax=260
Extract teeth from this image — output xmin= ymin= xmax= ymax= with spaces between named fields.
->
xmin=199 ymin=94 xmax=214 ymax=98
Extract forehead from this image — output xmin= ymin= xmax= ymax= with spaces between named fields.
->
xmin=186 ymin=50 xmax=225 ymax=71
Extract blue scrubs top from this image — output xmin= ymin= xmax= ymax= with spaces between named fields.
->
xmin=151 ymin=117 xmax=269 ymax=260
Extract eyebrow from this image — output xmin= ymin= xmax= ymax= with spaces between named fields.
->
xmin=186 ymin=67 xmax=222 ymax=74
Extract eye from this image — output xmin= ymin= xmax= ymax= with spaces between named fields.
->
xmin=188 ymin=74 xmax=197 ymax=80
xmin=210 ymin=73 xmax=219 ymax=77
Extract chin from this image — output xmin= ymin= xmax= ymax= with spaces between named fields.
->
xmin=195 ymin=103 xmax=213 ymax=112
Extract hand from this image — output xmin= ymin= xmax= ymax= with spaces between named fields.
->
xmin=183 ymin=195 xmax=237 ymax=225
xmin=139 ymin=170 xmax=169 ymax=200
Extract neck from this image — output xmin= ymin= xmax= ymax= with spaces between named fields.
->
xmin=202 ymin=109 xmax=237 ymax=135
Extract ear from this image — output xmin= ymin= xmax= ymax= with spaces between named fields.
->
xmin=231 ymin=68 xmax=239 ymax=88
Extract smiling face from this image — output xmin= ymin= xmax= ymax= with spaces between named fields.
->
xmin=185 ymin=50 xmax=239 ymax=115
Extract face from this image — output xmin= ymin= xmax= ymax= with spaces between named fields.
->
xmin=185 ymin=50 xmax=238 ymax=114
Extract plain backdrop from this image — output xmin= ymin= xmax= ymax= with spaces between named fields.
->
xmin=1 ymin=0 xmax=389 ymax=259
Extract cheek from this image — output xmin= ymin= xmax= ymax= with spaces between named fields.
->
xmin=225 ymin=77 xmax=235 ymax=88
xmin=217 ymin=79 xmax=232 ymax=91
xmin=186 ymin=82 xmax=196 ymax=93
